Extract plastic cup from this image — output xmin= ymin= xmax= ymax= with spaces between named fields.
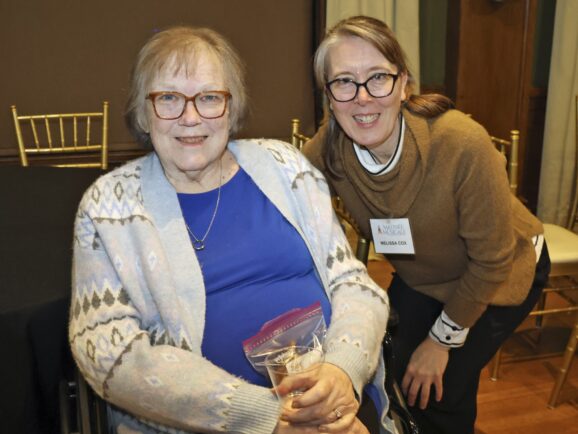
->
xmin=264 ymin=345 xmax=324 ymax=400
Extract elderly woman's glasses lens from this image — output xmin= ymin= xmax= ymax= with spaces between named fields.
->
xmin=326 ymin=73 xmax=399 ymax=102
xmin=147 ymin=91 xmax=231 ymax=120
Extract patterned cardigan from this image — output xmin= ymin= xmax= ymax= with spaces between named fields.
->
xmin=69 ymin=138 xmax=392 ymax=434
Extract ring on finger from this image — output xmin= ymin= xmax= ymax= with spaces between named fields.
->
xmin=333 ymin=407 xmax=343 ymax=420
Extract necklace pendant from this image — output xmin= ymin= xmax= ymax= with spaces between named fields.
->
xmin=184 ymin=157 xmax=223 ymax=253
xmin=192 ymin=240 xmax=205 ymax=251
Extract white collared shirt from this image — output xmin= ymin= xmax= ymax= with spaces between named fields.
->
xmin=353 ymin=116 xmax=405 ymax=175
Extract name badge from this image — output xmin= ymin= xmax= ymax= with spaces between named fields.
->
xmin=370 ymin=218 xmax=415 ymax=254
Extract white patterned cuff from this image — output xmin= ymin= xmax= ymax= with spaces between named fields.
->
xmin=429 ymin=311 xmax=469 ymax=348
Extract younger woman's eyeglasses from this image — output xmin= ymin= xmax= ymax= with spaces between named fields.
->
xmin=326 ymin=73 xmax=399 ymax=102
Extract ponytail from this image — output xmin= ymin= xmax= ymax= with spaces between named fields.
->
xmin=405 ymin=93 xmax=454 ymax=118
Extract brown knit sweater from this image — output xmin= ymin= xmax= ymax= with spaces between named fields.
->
xmin=303 ymin=108 xmax=543 ymax=327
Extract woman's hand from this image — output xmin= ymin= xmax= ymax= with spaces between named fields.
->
xmin=274 ymin=417 xmax=370 ymax=434
xmin=401 ymin=337 xmax=450 ymax=409
xmin=275 ymin=363 xmax=359 ymax=432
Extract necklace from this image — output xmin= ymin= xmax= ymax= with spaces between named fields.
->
xmin=185 ymin=159 xmax=222 ymax=251
xmin=367 ymin=113 xmax=402 ymax=164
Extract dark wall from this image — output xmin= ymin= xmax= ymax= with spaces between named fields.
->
xmin=0 ymin=0 xmax=317 ymax=160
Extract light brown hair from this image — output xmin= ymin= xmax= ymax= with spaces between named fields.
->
xmin=314 ymin=16 xmax=453 ymax=175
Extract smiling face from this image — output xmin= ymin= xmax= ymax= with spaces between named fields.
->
xmin=326 ymin=36 xmax=407 ymax=160
xmin=145 ymin=49 xmax=230 ymax=185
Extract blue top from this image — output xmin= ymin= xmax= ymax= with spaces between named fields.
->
xmin=178 ymin=168 xmax=331 ymax=386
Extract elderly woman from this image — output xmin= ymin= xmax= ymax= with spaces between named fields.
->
xmin=303 ymin=16 xmax=550 ymax=434
xmin=69 ymin=26 xmax=392 ymax=434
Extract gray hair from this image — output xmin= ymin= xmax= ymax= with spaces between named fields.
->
xmin=125 ymin=26 xmax=248 ymax=148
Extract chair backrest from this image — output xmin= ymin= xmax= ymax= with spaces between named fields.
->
xmin=490 ymin=130 xmax=519 ymax=196
xmin=291 ymin=118 xmax=310 ymax=151
xmin=11 ymin=102 xmax=109 ymax=169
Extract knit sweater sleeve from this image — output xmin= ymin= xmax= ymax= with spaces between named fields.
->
xmin=69 ymin=171 xmax=280 ymax=434
xmin=290 ymin=147 xmax=389 ymax=397
xmin=442 ymin=119 xmax=517 ymax=327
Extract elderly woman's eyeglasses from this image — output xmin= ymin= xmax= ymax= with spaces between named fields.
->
xmin=326 ymin=73 xmax=399 ymax=102
xmin=146 ymin=91 xmax=231 ymax=120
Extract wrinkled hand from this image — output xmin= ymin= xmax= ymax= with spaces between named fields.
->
xmin=274 ymin=417 xmax=369 ymax=434
xmin=401 ymin=337 xmax=450 ymax=409
xmin=275 ymin=363 xmax=359 ymax=432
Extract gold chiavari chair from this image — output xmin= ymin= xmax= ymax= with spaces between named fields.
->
xmin=490 ymin=105 xmax=578 ymax=408
xmin=490 ymin=130 xmax=519 ymax=195
xmin=291 ymin=118 xmax=310 ymax=151
xmin=11 ymin=102 xmax=109 ymax=169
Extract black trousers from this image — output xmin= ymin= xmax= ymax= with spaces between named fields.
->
xmin=357 ymin=392 xmax=381 ymax=433
xmin=388 ymin=244 xmax=550 ymax=434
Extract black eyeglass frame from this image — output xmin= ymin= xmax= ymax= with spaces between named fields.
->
xmin=325 ymin=73 xmax=399 ymax=102
xmin=146 ymin=90 xmax=232 ymax=120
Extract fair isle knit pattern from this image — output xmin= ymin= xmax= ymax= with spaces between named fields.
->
xmin=69 ymin=139 xmax=391 ymax=434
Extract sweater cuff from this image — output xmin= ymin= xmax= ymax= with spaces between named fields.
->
xmin=228 ymin=382 xmax=280 ymax=434
xmin=323 ymin=343 xmax=369 ymax=398
xmin=444 ymin=294 xmax=487 ymax=328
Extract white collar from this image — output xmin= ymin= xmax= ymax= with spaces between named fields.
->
xmin=353 ymin=115 xmax=405 ymax=175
